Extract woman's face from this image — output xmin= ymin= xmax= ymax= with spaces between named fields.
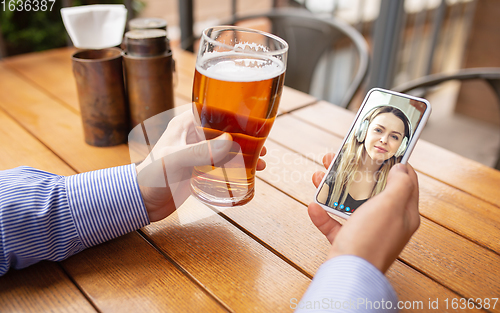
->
xmin=364 ymin=113 xmax=405 ymax=163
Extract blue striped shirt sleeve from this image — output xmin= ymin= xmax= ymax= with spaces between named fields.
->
xmin=294 ymin=255 xmax=399 ymax=312
xmin=0 ymin=164 xmax=149 ymax=276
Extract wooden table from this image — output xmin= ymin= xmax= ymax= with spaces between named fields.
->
xmin=0 ymin=47 xmax=499 ymax=313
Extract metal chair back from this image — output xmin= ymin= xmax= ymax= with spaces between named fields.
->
xmin=394 ymin=67 xmax=500 ymax=170
xmin=229 ymin=8 xmax=369 ymax=108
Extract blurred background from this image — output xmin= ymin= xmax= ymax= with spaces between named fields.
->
xmin=1 ymin=0 xmax=499 ymax=168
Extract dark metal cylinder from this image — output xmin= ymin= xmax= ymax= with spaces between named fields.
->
xmin=124 ymin=29 xmax=170 ymax=57
xmin=123 ymin=52 xmax=175 ymax=128
xmin=123 ymin=29 xmax=175 ymax=136
xmin=72 ymin=48 xmax=129 ymax=147
xmin=129 ymin=17 xmax=167 ymax=31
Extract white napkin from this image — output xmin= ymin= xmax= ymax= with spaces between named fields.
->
xmin=61 ymin=4 xmax=127 ymax=49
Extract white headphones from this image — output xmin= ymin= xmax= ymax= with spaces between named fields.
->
xmin=355 ymin=106 xmax=411 ymax=158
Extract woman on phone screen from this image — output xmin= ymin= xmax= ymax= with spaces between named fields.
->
xmin=322 ymin=105 xmax=411 ymax=215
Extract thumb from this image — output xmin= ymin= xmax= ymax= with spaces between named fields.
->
xmin=308 ymin=202 xmax=342 ymax=244
xmin=169 ymin=133 xmax=233 ymax=168
xmin=377 ymin=163 xmax=416 ymax=212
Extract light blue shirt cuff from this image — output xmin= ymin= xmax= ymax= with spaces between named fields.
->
xmin=66 ymin=164 xmax=150 ymax=248
xmin=294 ymin=255 xmax=398 ymax=312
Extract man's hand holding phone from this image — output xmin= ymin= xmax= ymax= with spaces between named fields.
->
xmin=309 ymin=152 xmax=420 ymax=274
xmin=315 ymin=88 xmax=430 ymax=219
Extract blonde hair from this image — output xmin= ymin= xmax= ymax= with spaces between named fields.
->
xmin=327 ymin=106 xmax=410 ymax=207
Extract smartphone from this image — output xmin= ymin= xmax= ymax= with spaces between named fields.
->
xmin=315 ymin=88 xmax=431 ymax=219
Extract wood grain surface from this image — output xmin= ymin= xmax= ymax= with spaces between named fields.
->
xmin=3 ymin=48 xmax=79 ymax=112
xmin=62 ymin=232 xmax=227 ymax=313
xmin=0 ymin=262 xmax=96 ymax=313
xmin=0 ymin=63 xmax=131 ymax=172
xmin=270 ymin=112 xmax=500 ymax=255
xmin=0 ymin=108 xmax=75 ymax=175
xmin=1 ymin=47 xmax=499 ymax=313
xmin=265 ymin=113 xmax=500 ymax=312
xmin=141 ymin=197 xmax=312 ymax=313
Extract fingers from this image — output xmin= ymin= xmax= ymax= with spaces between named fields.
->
xmin=209 ymin=133 xmax=235 ymax=164
xmin=256 ymin=158 xmax=266 ymax=171
xmin=308 ymin=152 xmax=335 ymax=188
xmin=399 ymin=163 xmax=418 ymax=202
xmin=381 ymin=163 xmax=420 ymax=231
xmin=167 ymin=133 xmax=233 ymax=168
xmin=405 ymin=163 xmax=419 ymax=200
xmin=312 ymin=171 xmax=325 ymax=188
xmin=308 ymin=203 xmax=342 ymax=244
xmin=385 ymin=164 xmax=417 ymax=202
xmin=256 ymin=146 xmax=267 ymax=171
xmin=402 ymin=163 xmax=421 ymax=230
xmin=260 ymin=146 xmax=267 ymax=157
xmin=322 ymin=153 xmax=335 ymax=170
xmin=382 ymin=164 xmax=414 ymax=207
xmin=311 ymin=152 xmax=333 ymax=188
xmin=163 ymin=110 xmax=194 ymax=141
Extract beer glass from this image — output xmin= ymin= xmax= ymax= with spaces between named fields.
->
xmin=190 ymin=26 xmax=288 ymax=207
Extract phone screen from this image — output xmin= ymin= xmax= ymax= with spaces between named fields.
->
xmin=316 ymin=88 xmax=430 ymax=216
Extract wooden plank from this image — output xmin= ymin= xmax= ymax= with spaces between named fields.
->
xmin=387 ymin=261 xmax=485 ymax=313
xmin=0 ymin=262 xmax=96 ymax=313
xmin=172 ymin=47 xmax=196 ymax=77
xmin=4 ymin=47 xmax=195 ymax=112
xmin=4 ymin=47 xmax=317 ymax=117
xmin=62 ymin=232 xmax=227 ymax=313
xmin=216 ymin=148 xmax=485 ymax=312
xmin=172 ymin=47 xmax=196 ymax=102
xmin=174 ymin=95 xmax=191 ymax=107
xmin=410 ymin=140 xmax=500 ymax=207
xmin=259 ymin=140 xmax=324 ymax=206
xmin=268 ymin=113 xmax=342 ymax=164
xmin=0 ymin=108 xmax=75 ymax=175
xmin=262 ymin=115 xmax=500 ymax=309
xmin=0 ymin=63 xmax=131 ymax=173
xmin=418 ymin=173 xmax=500 ymax=254
xmin=2 ymin=47 xmax=494 ymax=310
xmin=3 ymin=47 xmax=79 ymax=112
xmin=279 ymin=87 xmax=317 ymax=114
xmin=165 ymin=48 xmax=194 ymax=103
xmin=0 ymin=96 xmax=227 ymax=311
xmin=140 ymin=197 xmax=312 ymax=312
xmin=291 ymin=101 xmax=500 ymax=207
xmin=291 ymin=100 xmax=356 ymax=137
xmin=269 ymin=113 xmax=500 ymax=255
xmin=0 ymin=94 xmax=223 ymax=312
xmin=402 ymin=219 xmax=500 ymax=308
xmin=175 ymin=68 xmax=195 ymax=101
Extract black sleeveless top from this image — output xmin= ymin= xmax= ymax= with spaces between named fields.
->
xmin=341 ymin=193 xmax=367 ymax=214
xmin=323 ymin=150 xmax=369 ymax=215
xmin=327 ymin=192 xmax=367 ymax=215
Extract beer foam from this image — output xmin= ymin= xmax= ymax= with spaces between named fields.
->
xmin=234 ymin=42 xmax=270 ymax=53
xmin=197 ymin=52 xmax=285 ymax=82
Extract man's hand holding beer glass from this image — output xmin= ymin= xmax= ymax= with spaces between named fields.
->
xmin=135 ymin=109 xmax=269 ymax=222
xmin=190 ymin=26 xmax=288 ymax=207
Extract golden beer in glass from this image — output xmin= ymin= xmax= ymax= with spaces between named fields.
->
xmin=190 ymin=26 xmax=288 ymax=206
